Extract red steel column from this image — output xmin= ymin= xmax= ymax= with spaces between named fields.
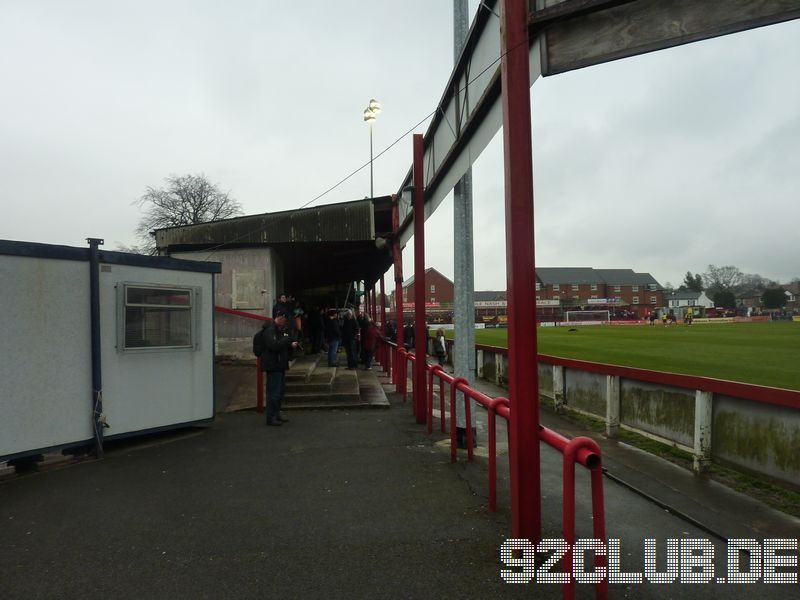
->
xmin=501 ymin=0 xmax=541 ymax=542
xmin=412 ymin=133 xmax=427 ymax=424
xmin=392 ymin=196 xmax=405 ymax=363
xmin=371 ymin=286 xmax=377 ymax=321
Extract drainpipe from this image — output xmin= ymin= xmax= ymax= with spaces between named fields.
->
xmin=87 ymin=237 xmax=105 ymax=458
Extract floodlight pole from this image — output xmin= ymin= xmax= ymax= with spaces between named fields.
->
xmin=501 ymin=0 xmax=541 ymax=542
xmin=369 ymin=125 xmax=374 ymax=198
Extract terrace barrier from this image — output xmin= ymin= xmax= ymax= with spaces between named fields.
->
xmin=475 ymin=343 xmax=800 ymax=487
xmin=214 ymin=306 xmax=270 ymax=412
xmin=391 ymin=341 xmax=607 ymax=599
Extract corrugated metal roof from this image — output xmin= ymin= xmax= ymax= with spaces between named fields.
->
xmin=154 ymin=199 xmax=377 ymax=248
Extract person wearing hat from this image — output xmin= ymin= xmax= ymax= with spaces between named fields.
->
xmin=272 ymin=292 xmax=293 ymax=320
xmin=260 ymin=310 xmax=299 ymax=426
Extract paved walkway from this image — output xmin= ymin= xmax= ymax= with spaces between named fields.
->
xmin=1 ymin=367 xmax=798 ymax=598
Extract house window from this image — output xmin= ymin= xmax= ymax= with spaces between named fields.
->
xmin=403 ymin=290 xmax=408 ymax=301
xmin=591 ymin=284 xmax=597 ymax=291
xmin=632 ymin=286 xmax=639 ymax=292
xmin=689 ymin=300 xmax=695 ymax=306
xmin=590 ymin=295 xmax=597 ymax=300
xmin=430 ymin=297 xmax=435 ymax=303
xmin=649 ymin=284 xmax=657 ymax=291
xmin=123 ymin=285 xmax=193 ymax=349
xmin=553 ymin=284 xmax=560 ymax=291
xmin=650 ymin=296 xmax=657 ymax=304
xmin=613 ymin=285 xmax=621 ymax=293
xmin=430 ymin=284 xmax=436 ymax=293
xmin=572 ymin=284 xmax=578 ymax=291
xmin=536 ymin=282 xmax=541 ymax=291
xmin=633 ymin=296 xmax=639 ymax=304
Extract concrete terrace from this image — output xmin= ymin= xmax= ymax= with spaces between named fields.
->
xmin=1 ymin=364 xmax=799 ymax=599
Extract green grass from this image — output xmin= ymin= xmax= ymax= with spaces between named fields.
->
xmin=451 ymin=322 xmax=800 ymax=391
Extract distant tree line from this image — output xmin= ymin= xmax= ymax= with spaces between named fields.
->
xmin=671 ymin=265 xmax=795 ymax=310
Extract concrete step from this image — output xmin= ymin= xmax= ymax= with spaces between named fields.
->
xmin=308 ymin=366 xmax=336 ymax=384
xmin=285 ymin=381 xmax=336 ymax=394
xmin=283 ymin=365 xmax=363 ymax=408
xmin=285 ymin=353 xmax=321 ymax=383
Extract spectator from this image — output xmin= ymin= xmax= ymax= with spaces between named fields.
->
xmin=259 ymin=310 xmax=299 ymax=427
xmin=324 ymin=308 xmax=342 ymax=367
xmin=362 ymin=317 xmax=382 ymax=370
xmin=434 ymin=328 xmax=447 ymax=366
xmin=342 ymin=310 xmax=359 ymax=370
xmin=403 ymin=320 xmax=415 ymax=351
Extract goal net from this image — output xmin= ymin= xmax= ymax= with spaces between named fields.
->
xmin=564 ymin=310 xmax=610 ymax=323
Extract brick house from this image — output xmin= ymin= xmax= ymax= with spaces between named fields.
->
xmin=390 ymin=267 xmax=454 ymax=313
xmin=535 ymin=267 xmax=664 ymax=317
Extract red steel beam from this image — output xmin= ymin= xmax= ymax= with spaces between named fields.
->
xmin=412 ymin=133 xmax=428 ymax=424
xmin=501 ymin=0 xmax=541 ymax=543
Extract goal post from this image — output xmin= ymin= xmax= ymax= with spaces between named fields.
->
xmin=564 ymin=310 xmax=610 ymax=323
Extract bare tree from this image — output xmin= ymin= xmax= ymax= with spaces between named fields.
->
xmin=739 ymin=272 xmax=777 ymax=291
xmin=132 ymin=173 xmax=243 ymax=253
xmin=702 ymin=264 xmax=743 ymax=297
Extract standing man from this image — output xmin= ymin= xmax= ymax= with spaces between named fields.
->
xmin=342 ymin=309 xmax=359 ymax=370
xmin=260 ymin=310 xmax=299 ymax=426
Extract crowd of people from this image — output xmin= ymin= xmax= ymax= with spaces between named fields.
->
xmin=254 ymin=291 xmax=386 ymax=427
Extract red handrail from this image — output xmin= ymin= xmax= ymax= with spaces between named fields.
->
xmin=475 ymin=342 xmax=800 ymax=410
xmin=382 ymin=338 xmax=608 ymax=600
xmin=214 ymin=306 xmax=272 ymax=412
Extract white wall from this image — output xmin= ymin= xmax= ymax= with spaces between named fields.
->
xmin=0 ymin=255 xmax=93 ymax=456
xmin=100 ymin=264 xmax=215 ymax=436
xmin=1 ymin=246 xmax=217 ymax=459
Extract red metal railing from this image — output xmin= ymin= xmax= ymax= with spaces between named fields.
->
xmin=476 ymin=342 xmax=800 ymax=410
xmin=389 ymin=339 xmax=607 ymax=599
xmin=214 ymin=306 xmax=271 ymax=413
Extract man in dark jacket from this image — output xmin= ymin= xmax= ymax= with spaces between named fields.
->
xmin=260 ymin=310 xmax=299 ymax=426
xmin=272 ymin=293 xmax=293 ymax=320
xmin=323 ymin=308 xmax=342 ymax=367
xmin=341 ymin=310 xmax=359 ymax=370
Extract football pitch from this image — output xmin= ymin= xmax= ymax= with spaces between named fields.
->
xmin=467 ymin=321 xmax=800 ymax=391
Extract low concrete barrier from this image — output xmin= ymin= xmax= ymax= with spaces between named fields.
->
xmin=475 ymin=344 xmax=800 ymax=488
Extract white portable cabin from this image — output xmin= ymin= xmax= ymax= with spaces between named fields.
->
xmin=0 ymin=239 xmax=221 ymax=460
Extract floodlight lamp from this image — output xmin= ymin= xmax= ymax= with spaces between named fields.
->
xmin=368 ymin=99 xmax=382 ymax=114
xmin=363 ymin=109 xmax=375 ymax=123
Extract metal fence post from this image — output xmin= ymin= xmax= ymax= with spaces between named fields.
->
xmin=553 ymin=365 xmax=565 ymax=413
xmin=693 ymin=390 xmax=713 ymax=472
xmin=606 ymin=375 xmax=620 ymax=438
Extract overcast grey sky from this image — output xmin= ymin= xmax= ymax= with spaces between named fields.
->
xmin=2 ymin=1 xmax=798 ymax=290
